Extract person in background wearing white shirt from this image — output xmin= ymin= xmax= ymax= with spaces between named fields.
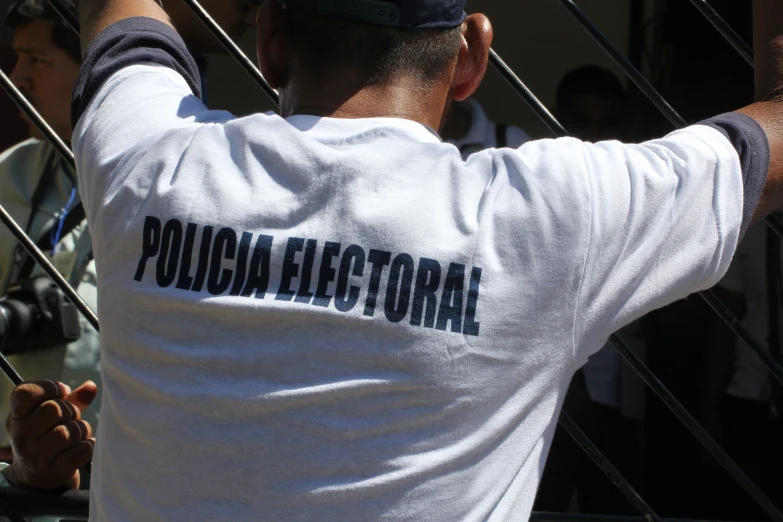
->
xmin=5 ymin=1 xmax=783 ymax=521
xmin=441 ymin=97 xmax=530 ymax=158
xmin=0 ymin=0 xmax=99 ymax=467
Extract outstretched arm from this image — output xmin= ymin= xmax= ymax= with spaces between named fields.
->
xmin=740 ymin=0 xmax=783 ymax=222
xmin=78 ymin=0 xmax=173 ymax=53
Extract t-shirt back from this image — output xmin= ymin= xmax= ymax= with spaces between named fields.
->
xmin=70 ymin=18 xmax=766 ymax=522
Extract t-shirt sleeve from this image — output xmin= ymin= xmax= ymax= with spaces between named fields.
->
xmin=571 ymin=113 xmax=768 ymax=365
xmin=70 ymin=17 xmax=231 ymax=221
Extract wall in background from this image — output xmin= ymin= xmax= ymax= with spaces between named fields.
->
xmin=0 ymin=0 xmax=633 ymax=141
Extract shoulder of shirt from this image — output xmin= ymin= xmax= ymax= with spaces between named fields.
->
xmin=0 ymin=139 xmax=52 ymax=176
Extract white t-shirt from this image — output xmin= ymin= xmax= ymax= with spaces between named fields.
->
xmin=71 ymin=18 xmax=764 ymax=522
xmin=719 ymin=220 xmax=781 ymax=402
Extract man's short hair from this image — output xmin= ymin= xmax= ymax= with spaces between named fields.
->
xmin=5 ymin=0 xmax=80 ymax=63
xmin=286 ymin=12 xmax=463 ymax=86
xmin=557 ymin=65 xmax=625 ymax=110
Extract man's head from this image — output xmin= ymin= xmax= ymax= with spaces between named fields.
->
xmin=165 ymin=0 xmax=261 ymax=54
xmin=556 ymin=65 xmax=626 ymax=142
xmin=6 ymin=0 xmax=80 ymax=142
xmin=256 ymin=0 xmax=493 ymax=131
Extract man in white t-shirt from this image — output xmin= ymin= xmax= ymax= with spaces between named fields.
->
xmin=4 ymin=1 xmax=783 ymax=521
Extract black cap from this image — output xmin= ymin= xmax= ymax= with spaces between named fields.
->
xmin=281 ymin=0 xmax=467 ymax=29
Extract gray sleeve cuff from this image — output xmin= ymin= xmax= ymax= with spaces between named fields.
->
xmin=699 ymin=112 xmax=770 ymax=240
xmin=71 ymin=17 xmax=202 ymax=128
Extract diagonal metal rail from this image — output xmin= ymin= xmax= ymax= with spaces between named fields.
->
xmin=609 ymin=335 xmax=783 ymax=521
xmin=179 ymin=0 xmax=279 ymax=107
xmin=489 ymin=50 xmax=569 ymax=138
xmin=47 ymin=0 xmax=280 ymax=107
xmin=686 ymin=0 xmax=753 ymax=67
xmin=559 ymin=413 xmax=659 ymax=522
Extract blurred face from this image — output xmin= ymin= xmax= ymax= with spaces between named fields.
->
xmin=559 ymin=94 xmax=623 ymax=142
xmin=167 ymin=0 xmax=260 ymax=53
xmin=10 ymin=20 xmax=80 ymax=142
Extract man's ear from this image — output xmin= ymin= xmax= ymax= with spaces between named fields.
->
xmin=451 ymin=13 xmax=493 ymax=102
xmin=257 ymin=0 xmax=290 ymax=90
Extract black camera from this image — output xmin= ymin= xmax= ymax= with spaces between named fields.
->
xmin=0 ymin=277 xmax=81 ymax=355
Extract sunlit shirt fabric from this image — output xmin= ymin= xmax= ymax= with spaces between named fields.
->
xmin=71 ymin=17 xmax=765 ymax=522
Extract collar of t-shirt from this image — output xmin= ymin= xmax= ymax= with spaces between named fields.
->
xmin=448 ymin=98 xmax=489 ymax=149
xmin=285 ymin=114 xmax=443 ymax=144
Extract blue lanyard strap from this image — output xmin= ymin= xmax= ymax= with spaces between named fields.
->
xmin=49 ymin=167 xmax=77 ymax=255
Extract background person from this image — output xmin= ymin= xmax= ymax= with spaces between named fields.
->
xmin=441 ymin=97 xmax=530 ymax=157
xmin=555 ymin=65 xmax=627 ymax=142
xmin=0 ymin=0 xmax=263 ymax=465
xmin=0 ymin=0 xmax=98 ymax=465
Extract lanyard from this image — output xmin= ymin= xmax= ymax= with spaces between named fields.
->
xmin=49 ymin=167 xmax=77 ymax=255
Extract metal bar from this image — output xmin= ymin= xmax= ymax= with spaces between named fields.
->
xmin=0 ymin=352 xmax=23 ymax=386
xmin=558 ymin=0 xmax=687 ymax=128
xmin=47 ymin=0 xmax=279 ymax=109
xmin=0 ymin=203 xmax=99 ymax=332
xmin=558 ymin=413 xmax=660 ymax=522
xmin=488 ymin=49 xmax=569 ymax=138
xmin=180 ymin=0 xmax=280 ymax=108
xmin=686 ymin=0 xmax=753 ymax=67
xmin=609 ymin=334 xmax=783 ymax=522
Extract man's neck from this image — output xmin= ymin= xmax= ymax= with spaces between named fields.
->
xmin=280 ymin=75 xmax=452 ymax=132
